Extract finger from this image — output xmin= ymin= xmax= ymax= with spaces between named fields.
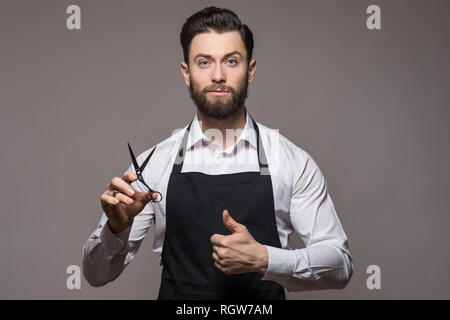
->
xmin=109 ymin=190 xmax=134 ymax=205
xmin=138 ymin=192 xmax=158 ymax=204
xmin=101 ymin=193 xmax=119 ymax=206
xmin=212 ymin=245 xmax=221 ymax=257
xmin=214 ymin=258 xmax=225 ymax=268
xmin=212 ymin=251 xmax=220 ymax=263
xmin=214 ymin=261 xmax=227 ymax=274
xmin=147 ymin=192 xmax=158 ymax=201
xmin=222 ymin=209 xmax=238 ymax=233
xmin=213 ymin=246 xmax=228 ymax=259
xmin=121 ymin=171 xmax=138 ymax=183
xmin=210 ymin=234 xmax=227 ymax=246
xmin=110 ymin=177 xmax=135 ymax=197
xmin=222 ymin=210 xmax=245 ymax=233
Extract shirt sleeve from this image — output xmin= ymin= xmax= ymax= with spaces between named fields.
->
xmin=82 ymin=164 xmax=155 ymax=287
xmin=261 ymin=150 xmax=354 ymax=292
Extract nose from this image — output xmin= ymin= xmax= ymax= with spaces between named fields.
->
xmin=211 ymin=64 xmax=226 ymax=83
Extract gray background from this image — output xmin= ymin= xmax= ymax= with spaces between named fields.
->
xmin=1 ymin=0 xmax=449 ymax=299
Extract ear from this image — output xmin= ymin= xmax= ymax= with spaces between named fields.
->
xmin=247 ymin=59 xmax=256 ymax=84
xmin=180 ymin=61 xmax=191 ymax=87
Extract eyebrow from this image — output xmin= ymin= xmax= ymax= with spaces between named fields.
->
xmin=193 ymin=51 xmax=243 ymax=61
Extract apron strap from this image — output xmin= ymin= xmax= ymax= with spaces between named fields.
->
xmin=252 ymin=118 xmax=270 ymax=176
xmin=172 ymin=120 xmax=193 ymax=174
xmin=172 ymin=114 xmax=270 ymax=175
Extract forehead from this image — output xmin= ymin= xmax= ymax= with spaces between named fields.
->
xmin=189 ymin=30 xmax=246 ymax=60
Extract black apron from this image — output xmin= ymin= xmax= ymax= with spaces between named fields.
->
xmin=157 ymin=117 xmax=285 ymax=300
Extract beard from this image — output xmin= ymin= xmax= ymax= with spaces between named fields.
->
xmin=188 ymin=74 xmax=249 ymax=120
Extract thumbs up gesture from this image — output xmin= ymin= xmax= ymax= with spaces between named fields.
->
xmin=210 ymin=210 xmax=268 ymax=275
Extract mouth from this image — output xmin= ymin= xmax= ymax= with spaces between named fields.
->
xmin=208 ymin=91 xmax=230 ymax=96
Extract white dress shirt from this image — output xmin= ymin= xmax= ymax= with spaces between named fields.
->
xmin=83 ymin=110 xmax=354 ymax=292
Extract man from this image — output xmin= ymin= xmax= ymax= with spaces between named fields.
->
xmin=83 ymin=6 xmax=353 ymax=300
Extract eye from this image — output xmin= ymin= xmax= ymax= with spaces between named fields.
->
xmin=227 ymin=59 xmax=237 ymax=65
xmin=199 ymin=60 xmax=209 ymax=67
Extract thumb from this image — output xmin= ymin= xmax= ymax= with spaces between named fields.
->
xmin=222 ymin=209 xmax=244 ymax=234
xmin=140 ymin=191 xmax=157 ymax=204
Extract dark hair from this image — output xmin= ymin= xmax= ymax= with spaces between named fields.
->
xmin=180 ymin=7 xmax=254 ymax=66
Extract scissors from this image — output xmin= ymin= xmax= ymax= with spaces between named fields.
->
xmin=127 ymin=142 xmax=163 ymax=203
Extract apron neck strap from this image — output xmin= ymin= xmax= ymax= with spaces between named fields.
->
xmin=252 ymin=117 xmax=270 ymax=176
xmin=172 ymin=114 xmax=270 ymax=175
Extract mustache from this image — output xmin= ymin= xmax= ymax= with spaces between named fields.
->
xmin=204 ymin=85 xmax=234 ymax=92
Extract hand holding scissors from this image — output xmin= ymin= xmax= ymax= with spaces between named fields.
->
xmin=127 ymin=143 xmax=163 ymax=203
xmin=100 ymin=144 xmax=161 ymax=234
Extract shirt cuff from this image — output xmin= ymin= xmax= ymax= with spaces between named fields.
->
xmin=99 ymin=221 xmax=132 ymax=256
xmin=262 ymin=245 xmax=297 ymax=279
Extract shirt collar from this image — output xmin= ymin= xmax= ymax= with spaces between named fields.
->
xmin=186 ymin=109 xmax=258 ymax=151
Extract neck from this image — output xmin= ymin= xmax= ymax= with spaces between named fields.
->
xmin=197 ymin=107 xmax=247 ymax=150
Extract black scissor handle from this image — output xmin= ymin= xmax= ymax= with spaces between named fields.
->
xmin=151 ymin=190 xmax=163 ymax=203
xmin=138 ymin=175 xmax=163 ymax=203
